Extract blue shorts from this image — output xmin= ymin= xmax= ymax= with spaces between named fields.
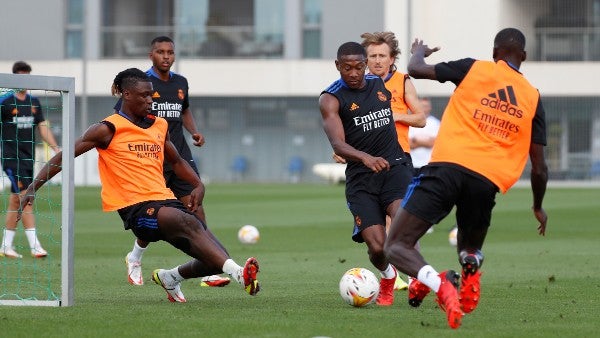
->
xmin=402 ymin=164 xmax=498 ymax=231
xmin=117 ymin=199 xmax=202 ymax=242
xmin=346 ymin=162 xmax=413 ymax=243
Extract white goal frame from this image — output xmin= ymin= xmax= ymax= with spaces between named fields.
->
xmin=0 ymin=73 xmax=75 ymax=307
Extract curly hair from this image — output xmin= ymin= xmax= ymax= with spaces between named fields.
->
xmin=360 ymin=31 xmax=401 ymax=59
xmin=111 ymin=68 xmax=149 ymax=96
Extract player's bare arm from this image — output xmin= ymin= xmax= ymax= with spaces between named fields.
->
xmin=408 ymin=39 xmax=440 ymax=80
xmin=529 ymin=142 xmax=548 ymax=235
xmin=182 ymin=107 xmax=205 ymax=147
xmin=319 ymin=93 xmax=390 ymax=173
xmin=393 ymin=79 xmax=426 ymax=128
xmin=17 ymin=122 xmax=113 ymax=218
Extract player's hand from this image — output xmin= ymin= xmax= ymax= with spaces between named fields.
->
xmin=363 ymin=155 xmax=390 ymax=173
xmin=411 ymin=39 xmax=440 ymax=57
xmin=192 ymin=133 xmax=205 ymax=147
xmin=16 ymin=186 xmax=36 ymax=222
xmin=332 ymin=152 xmax=346 ymax=164
xmin=532 ymin=207 xmax=547 ymax=236
xmin=187 ymin=183 xmax=206 ymax=212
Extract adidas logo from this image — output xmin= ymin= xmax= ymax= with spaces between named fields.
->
xmin=349 ymin=102 xmax=359 ymax=111
xmin=480 ymin=86 xmax=523 ymax=118
xmin=487 ymin=86 xmax=517 ymax=105
xmin=152 ymin=91 xmax=161 ymax=98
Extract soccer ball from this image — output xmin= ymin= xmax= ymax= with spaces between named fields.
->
xmin=339 ymin=268 xmax=380 ymax=307
xmin=448 ymin=226 xmax=458 ymax=247
xmin=237 ymin=225 xmax=260 ymax=244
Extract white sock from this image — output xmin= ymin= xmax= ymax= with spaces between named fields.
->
xmin=2 ymin=229 xmax=16 ymax=248
xmin=222 ymin=259 xmax=243 ymax=284
xmin=25 ymin=228 xmax=42 ymax=250
xmin=128 ymin=241 xmax=147 ymax=262
xmin=166 ymin=266 xmax=185 ymax=283
xmin=380 ymin=264 xmax=397 ymax=279
xmin=417 ymin=265 xmax=441 ymax=292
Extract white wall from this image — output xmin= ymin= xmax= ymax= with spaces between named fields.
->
xmin=1 ymin=59 xmax=599 ymax=98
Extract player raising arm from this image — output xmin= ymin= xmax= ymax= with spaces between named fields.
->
xmin=384 ymin=28 xmax=548 ymax=329
xmin=18 ymin=68 xmax=260 ymax=303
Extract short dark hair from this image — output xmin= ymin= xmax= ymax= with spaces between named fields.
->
xmin=150 ymin=36 xmax=174 ymax=47
xmin=494 ymin=28 xmax=526 ymax=51
xmin=12 ymin=61 xmax=32 ymax=74
xmin=337 ymin=42 xmax=366 ymax=60
xmin=111 ymin=68 xmax=149 ymax=96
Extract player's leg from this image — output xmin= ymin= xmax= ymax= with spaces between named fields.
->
xmin=384 ymin=166 xmax=462 ymax=328
xmin=347 ymin=176 xmax=397 ymax=306
xmin=455 ymin=175 xmax=497 ymax=313
xmin=149 ymin=203 xmax=259 ymax=302
xmin=178 ymin=194 xmax=231 ymax=287
xmin=125 ymin=238 xmax=148 ymax=285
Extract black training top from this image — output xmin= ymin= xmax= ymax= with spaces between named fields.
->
xmin=0 ymin=93 xmax=46 ymax=168
xmin=321 ymin=74 xmax=405 ymax=175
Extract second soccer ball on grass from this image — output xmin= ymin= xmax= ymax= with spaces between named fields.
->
xmin=448 ymin=226 xmax=458 ymax=247
xmin=238 ymin=225 xmax=260 ymax=244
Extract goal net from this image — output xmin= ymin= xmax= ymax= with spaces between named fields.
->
xmin=0 ymin=73 xmax=75 ymax=306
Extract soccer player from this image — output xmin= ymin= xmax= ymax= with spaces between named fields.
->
xmin=319 ymin=42 xmax=413 ymax=307
xmin=361 ymin=31 xmax=427 ymax=294
xmin=384 ymin=28 xmax=548 ymax=329
xmin=0 ymin=61 xmax=61 ymax=258
xmin=115 ymin=36 xmax=230 ymax=287
xmin=19 ymin=68 xmax=260 ymax=302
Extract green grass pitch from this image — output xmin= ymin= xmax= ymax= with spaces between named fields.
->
xmin=1 ymin=184 xmax=599 ymax=337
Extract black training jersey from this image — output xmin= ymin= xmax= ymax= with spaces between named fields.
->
xmin=114 ymin=68 xmax=194 ymax=171
xmin=321 ymin=75 xmax=405 ymax=175
xmin=0 ymin=93 xmax=45 ymax=168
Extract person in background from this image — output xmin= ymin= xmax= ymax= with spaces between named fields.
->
xmin=409 ymin=97 xmax=440 ymax=170
xmin=0 ymin=61 xmax=60 ymax=258
xmin=409 ymin=97 xmax=441 ymax=234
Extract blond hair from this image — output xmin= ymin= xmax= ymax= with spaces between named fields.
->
xmin=360 ymin=31 xmax=401 ymax=59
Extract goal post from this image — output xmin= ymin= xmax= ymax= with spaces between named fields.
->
xmin=0 ymin=73 xmax=75 ymax=306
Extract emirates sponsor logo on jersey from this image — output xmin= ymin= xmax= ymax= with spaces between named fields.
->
xmin=349 ymin=102 xmax=360 ymax=111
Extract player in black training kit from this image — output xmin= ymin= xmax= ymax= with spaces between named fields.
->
xmin=319 ymin=42 xmax=413 ymax=306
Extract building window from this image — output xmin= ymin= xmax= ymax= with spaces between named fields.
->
xmin=302 ymin=0 xmax=321 ymax=58
xmin=535 ymin=0 xmax=600 ymax=61
xmin=66 ymin=0 xmax=84 ymax=58
xmin=99 ymin=0 xmax=284 ymax=58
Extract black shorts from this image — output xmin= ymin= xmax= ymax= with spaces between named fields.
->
xmin=346 ymin=162 xmax=413 ymax=242
xmin=117 ymin=199 xmax=200 ymax=243
xmin=163 ymin=161 xmax=199 ymax=199
xmin=402 ymin=165 xmax=498 ymax=232
xmin=3 ymin=165 xmax=33 ymax=193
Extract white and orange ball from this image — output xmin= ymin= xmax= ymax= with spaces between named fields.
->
xmin=448 ymin=227 xmax=458 ymax=247
xmin=339 ymin=267 xmax=380 ymax=307
xmin=237 ymin=225 xmax=260 ymax=244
